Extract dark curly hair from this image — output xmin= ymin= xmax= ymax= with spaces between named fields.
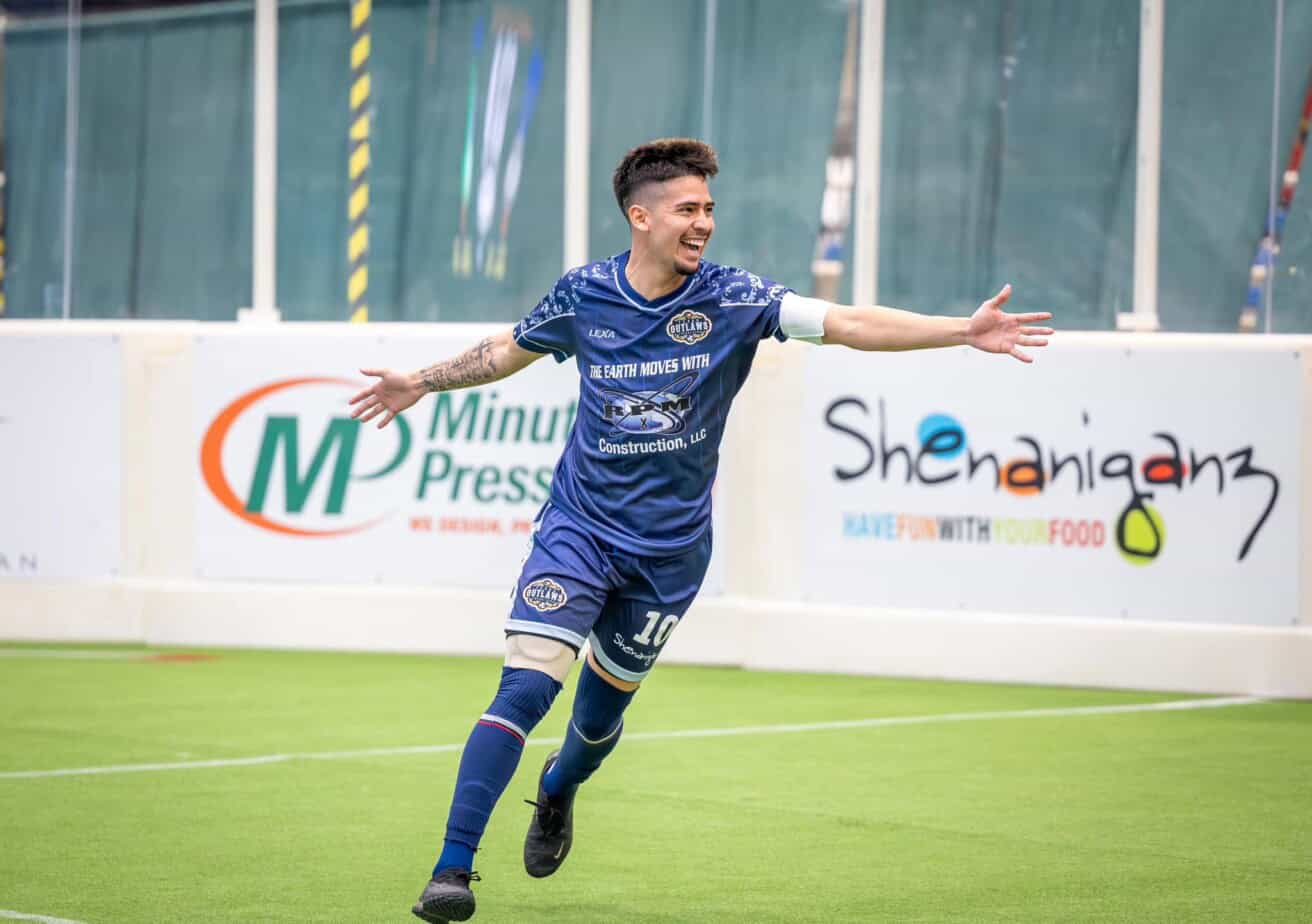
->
xmin=612 ymin=138 xmax=719 ymax=220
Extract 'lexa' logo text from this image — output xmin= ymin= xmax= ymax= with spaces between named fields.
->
xmin=824 ymin=397 xmax=1280 ymax=564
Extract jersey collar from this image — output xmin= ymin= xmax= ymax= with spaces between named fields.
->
xmin=613 ymin=251 xmax=699 ymax=313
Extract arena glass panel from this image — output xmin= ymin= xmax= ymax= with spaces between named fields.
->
xmin=5 ymin=5 xmax=255 ymax=320
xmin=277 ymin=0 xmax=566 ymax=323
xmin=1159 ymin=0 xmax=1312 ymax=334
xmin=879 ymin=0 xmax=1138 ymax=329
xmin=588 ymin=0 xmax=851 ymax=304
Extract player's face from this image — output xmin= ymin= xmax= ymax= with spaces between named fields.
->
xmin=648 ymin=175 xmax=715 ymax=276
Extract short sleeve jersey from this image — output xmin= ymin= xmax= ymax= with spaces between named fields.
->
xmin=512 ymin=251 xmax=792 ymax=556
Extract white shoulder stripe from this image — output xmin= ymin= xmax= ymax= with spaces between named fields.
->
xmin=517 ymin=310 xmax=575 ymax=336
xmin=516 ymin=331 xmax=565 ymax=356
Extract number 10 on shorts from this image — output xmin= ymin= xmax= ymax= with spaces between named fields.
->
xmin=633 ymin=610 xmax=680 ymax=647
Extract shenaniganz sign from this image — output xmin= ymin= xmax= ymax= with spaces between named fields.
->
xmin=822 ymin=397 xmax=1281 ymax=568
xmin=800 ymin=345 xmax=1302 ymax=625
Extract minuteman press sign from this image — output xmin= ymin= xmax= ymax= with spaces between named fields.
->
xmin=195 ymin=331 xmax=728 ymax=592
xmin=194 ymin=332 xmax=577 ymax=585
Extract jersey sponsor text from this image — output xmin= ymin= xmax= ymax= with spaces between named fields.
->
xmin=598 ymin=435 xmax=687 ymax=455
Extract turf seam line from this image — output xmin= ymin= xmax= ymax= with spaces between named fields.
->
xmin=0 ymin=910 xmax=88 ymax=923
xmin=0 ymin=696 xmax=1264 ymax=781
xmin=0 ymin=648 xmax=150 ymax=660
xmin=619 ymin=695 xmax=1266 ymax=741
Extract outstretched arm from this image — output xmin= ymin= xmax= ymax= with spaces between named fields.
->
xmin=820 ymin=284 xmax=1054 ymax=363
xmin=349 ymin=327 xmax=542 ymax=428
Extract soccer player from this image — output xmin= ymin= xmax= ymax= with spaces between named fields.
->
xmin=348 ymin=138 xmax=1054 ymax=923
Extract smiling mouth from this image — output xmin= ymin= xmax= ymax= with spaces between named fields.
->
xmin=680 ymin=239 xmax=706 ymax=257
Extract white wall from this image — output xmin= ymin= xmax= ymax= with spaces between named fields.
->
xmin=2 ymin=321 xmax=1309 ymax=698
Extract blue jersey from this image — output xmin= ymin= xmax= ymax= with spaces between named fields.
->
xmin=512 ymin=251 xmax=792 ymax=556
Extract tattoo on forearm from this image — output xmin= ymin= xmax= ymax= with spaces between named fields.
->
xmin=419 ymin=337 xmax=500 ymax=392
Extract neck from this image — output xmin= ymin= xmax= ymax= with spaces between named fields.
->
xmin=624 ymin=247 xmax=686 ymax=301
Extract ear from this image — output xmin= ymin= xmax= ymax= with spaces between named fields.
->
xmin=627 ymin=202 xmax=650 ymax=232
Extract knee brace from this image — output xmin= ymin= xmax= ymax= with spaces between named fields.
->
xmin=504 ymin=632 xmax=577 ymax=682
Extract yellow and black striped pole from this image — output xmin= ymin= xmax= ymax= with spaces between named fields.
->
xmin=347 ymin=0 xmax=371 ymax=323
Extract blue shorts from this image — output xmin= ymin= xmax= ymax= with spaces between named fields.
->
xmin=506 ymin=503 xmax=712 ymax=683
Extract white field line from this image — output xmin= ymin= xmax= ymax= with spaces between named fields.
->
xmin=0 ymin=910 xmax=88 ymax=923
xmin=0 ymin=648 xmax=147 ymax=660
xmin=0 ymin=696 xmax=1263 ymax=782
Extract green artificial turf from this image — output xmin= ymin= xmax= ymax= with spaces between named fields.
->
xmin=0 ymin=645 xmax=1308 ymax=922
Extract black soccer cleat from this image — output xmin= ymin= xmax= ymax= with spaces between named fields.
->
xmin=411 ymin=867 xmax=480 ymax=923
xmin=523 ymin=748 xmax=576 ymax=878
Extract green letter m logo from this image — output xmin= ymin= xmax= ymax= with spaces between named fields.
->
xmin=245 ymin=417 xmax=360 ymax=516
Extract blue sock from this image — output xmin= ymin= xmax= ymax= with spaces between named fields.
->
xmin=434 ymin=666 xmax=561 ymax=876
xmin=542 ymin=659 xmax=635 ymax=798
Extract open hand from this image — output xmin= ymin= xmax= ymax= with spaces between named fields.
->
xmin=348 ymin=368 xmax=424 ymax=429
xmin=966 ymin=284 xmax=1054 ymax=363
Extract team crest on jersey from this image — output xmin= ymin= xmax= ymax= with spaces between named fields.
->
xmin=523 ymin=578 xmax=568 ymax=612
xmin=666 ymin=310 xmax=712 ymax=345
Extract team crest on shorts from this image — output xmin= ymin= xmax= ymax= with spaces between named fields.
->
xmin=522 ymin=578 xmax=568 ymax=612
xmin=666 ymin=310 xmax=712 ymax=345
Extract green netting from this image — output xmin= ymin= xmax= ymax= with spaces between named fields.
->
xmin=589 ymin=0 xmax=705 ymax=260
xmin=6 ymin=11 xmax=254 ymax=319
xmin=1160 ymin=0 xmax=1312 ymax=333
xmin=5 ymin=0 xmax=565 ymax=322
xmin=589 ymin=0 xmax=851 ymax=301
xmin=5 ymin=25 xmax=69 ymax=317
xmin=880 ymin=0 xmax=1138 ymax=327
xmin=276 ymin=0 xmax=566 ymax=322
xmin=4 ymin=0 xmax=1311 ymax=331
